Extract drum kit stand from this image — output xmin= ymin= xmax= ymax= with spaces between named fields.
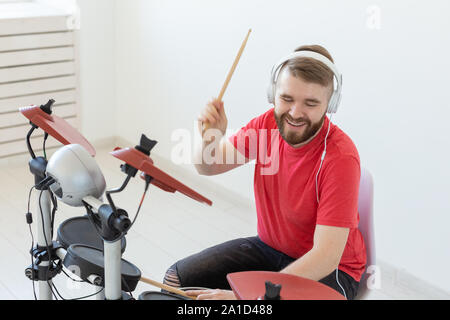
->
xmin=21 ymin=99 xmax=212 ymax=300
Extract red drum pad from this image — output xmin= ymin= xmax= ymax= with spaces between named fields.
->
xmin=110 ymin=147 xmax=212 ymax=206
xmin=19 ymin=105 xmax=95 ymax=156
xmin=227 ymin=271 xmax=346 ymax=300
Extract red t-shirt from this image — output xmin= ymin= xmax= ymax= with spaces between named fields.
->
xmin=229 ymin=108 xmax=366 ymax=282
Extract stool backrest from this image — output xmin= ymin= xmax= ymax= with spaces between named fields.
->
xmin=356 ymin=167 xmax=375 ymax=299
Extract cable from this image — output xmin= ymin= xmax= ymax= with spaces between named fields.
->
xmin=59 ymin=268 xmax=108 ymax=300
xmin=315 ymin=114 xmax=333 ymax=203
xmin=26 ymin=185 xmax=38 ymax=300
xmin=38 ymin=189 xmax=58 ymax=300
xmin=50 ymin=192 xmax=57 ymax=237
xmin=48 ymin=275 xmax=105 ymax=300
xmin=107 ymin=179 xmax=150 ymax=242
xmin=130 ymin=177 xmax=151 ymax=227
xmin=128 ymin=188 xmax=148 ymax=230
xmin=313 ymin=116 xmax=347 ymax=299
xmin=60 ymin=268 xmax=84 ymax=283
xmin=28 ymin=223 xmax=37 ymax=300
xmin=27 ymin=186 xmax=35 ymax=214
xmin=26 ymin=126 xmax=37 ymax=159
xmin=335 ymin=269 xmax=347 ymax=299
xmin=121 ymin=275 xmax=134 ymax=300
xmin=43 ymin=132 xmax=48 ymax=160
xmin=49 ymin=279 xmax=65 ymax=300
xmin=71 ymin=287 xmax=104 ymax=300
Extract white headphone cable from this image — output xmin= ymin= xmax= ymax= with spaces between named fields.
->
xmin=313 ymin=113 xmax=348 ymax=299
xmin=315 ymin=113 xmax=333 ymax=203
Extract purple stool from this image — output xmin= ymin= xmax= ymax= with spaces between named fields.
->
xmin=356 ymin=168 xmax=376 ymax=299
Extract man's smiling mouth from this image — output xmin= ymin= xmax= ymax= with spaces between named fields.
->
xmin=286 ymin=118 xmax=306 ymax=127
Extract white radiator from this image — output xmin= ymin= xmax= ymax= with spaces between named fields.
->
xmin=0 ymin=12 xmax=80 ymax=158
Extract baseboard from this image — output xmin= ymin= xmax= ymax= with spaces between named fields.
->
xmin=91 ymin=136 xmax=117 ymax=150
xmin=376 ymin=259 xmax=450 ymax=299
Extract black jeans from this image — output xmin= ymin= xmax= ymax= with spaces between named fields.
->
xmin=171 ymin=236 xmax=360 ymax=300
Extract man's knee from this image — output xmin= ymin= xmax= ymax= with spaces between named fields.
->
xmin=163 ymin=264 xmax=181 ymax=288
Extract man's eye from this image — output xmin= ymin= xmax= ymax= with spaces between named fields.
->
xmin=306 ymin=103 xmax=317 ymax=107
xmin=281 ymin=97 xmax=292 ymax=102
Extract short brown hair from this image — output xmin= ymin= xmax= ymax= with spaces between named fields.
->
xmin=283 ymin=44 xmax=335 ymax=89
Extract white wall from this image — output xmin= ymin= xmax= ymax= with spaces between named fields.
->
xmin=109 ymin=0 xmax=450 ymax=292
xmin=76 ymin=0 xmax=116 ymax=141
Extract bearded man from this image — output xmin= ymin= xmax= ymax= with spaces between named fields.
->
xmin=163 ymin=45 xmax=366 ymax=300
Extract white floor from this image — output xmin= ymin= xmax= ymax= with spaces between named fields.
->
xmin=0 ymin=143 xmax=448 ymax=300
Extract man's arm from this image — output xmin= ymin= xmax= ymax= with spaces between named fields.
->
xmin=194 ymin=98 xmax=249 ymax=176
xmin=281 ymin=154 xmax=360 ymax=280
xmin=280 ymin=225 xmax=349 ymax=281
xmin=194 ymin=137 xmax=249 ymax=176
xmin=188 ymin=225 xmax=349 ymax=300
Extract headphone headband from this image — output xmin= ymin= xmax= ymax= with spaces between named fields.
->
xmin=267 ymin=50 xmax=343 ymax=113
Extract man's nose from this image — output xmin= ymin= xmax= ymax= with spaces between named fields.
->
xmin=288 ymin=104 xmax=304 ymax=119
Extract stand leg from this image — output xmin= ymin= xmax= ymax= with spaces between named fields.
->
xmin=104 ymin=240 xmax=122 ymax=300
xmin=36 ymin=190 xmax=53 ymax=300
xmin=38 ymin=281 xmax=53 ymax=300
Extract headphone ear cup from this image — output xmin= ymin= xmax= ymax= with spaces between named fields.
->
xmin=268 ymin=61 xmax=282 ymax=105
xmin=267 ymin=83 xmax=275 ymax=104
xmin=327 ymin=91 xmax=340 ymax=113
xmin=331 ymin=92 xmax=341 ymax=113
xmin=327 ymin=93 xmax=335 ymax=113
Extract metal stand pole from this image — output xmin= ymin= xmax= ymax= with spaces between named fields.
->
xmin=83 ymin=196 xmax=128 ymax=300
xmin=36 ymin=189 xmax=53 ymax=300
xmin=104 ymin=240 xmax=122 ymax=300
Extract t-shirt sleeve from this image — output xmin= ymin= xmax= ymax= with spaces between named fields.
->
xmin=316 ymin=155 xmax=361 ymax=228
xmin=228 ymin=114 xmax=264 ymax=161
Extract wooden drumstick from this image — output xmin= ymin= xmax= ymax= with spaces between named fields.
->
xmin=202 ymin=28 xmax=252 ymax=137
xmin=139 ymin=276 xmax=196 ymax=300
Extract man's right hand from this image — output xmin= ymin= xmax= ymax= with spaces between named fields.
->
xmin=198 ymin=98 xmax=228 ymax=137
xmin=194 ymin=98 xmax=248 ymax=176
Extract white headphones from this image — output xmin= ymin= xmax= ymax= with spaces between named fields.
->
xmin=267 ymin=50 xmax=343 ymax=114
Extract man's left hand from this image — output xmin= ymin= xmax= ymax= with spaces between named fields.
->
xmin=185 ymin=289 xmax=237 ymax=300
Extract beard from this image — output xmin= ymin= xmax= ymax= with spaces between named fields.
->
xmin=274 ymin=110 xmax=325 ymax=146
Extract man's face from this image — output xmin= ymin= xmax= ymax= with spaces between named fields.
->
xmin=274 ymin=68 xmax=332 ymax=147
